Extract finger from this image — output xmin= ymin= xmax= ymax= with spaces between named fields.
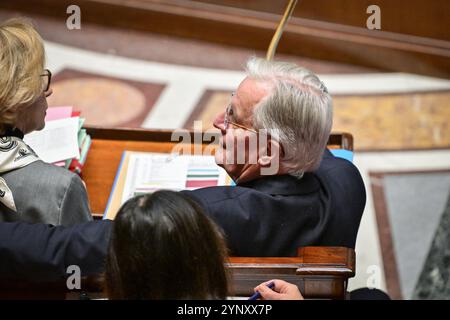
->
xmin=270 ymin=279 xmax=288 ymax=291
xmin=257 ymin=284 xmax=282 ymax=300
xmin=255 ymin=280 xmax=274 ymax=292
xmin=263 ymin=279 xmax=278 ymax=287
xmin=254 ymin=284 xmax=268 ymax=293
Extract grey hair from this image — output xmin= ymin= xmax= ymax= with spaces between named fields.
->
xmin=247 ymin=57 xmax=333 ymax=177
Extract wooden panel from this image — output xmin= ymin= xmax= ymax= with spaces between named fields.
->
xmin=228 ymin=247 xmax=354 ymax=299
xmin=298 ymin=246 xmax=354 ymax=266
xmin=1 ymin=0 xmax=449 ymax=77
xmin=196 ymin=0 xmax=450 ymax=41
xmin=85 ymin=126 xmax=351 ymax=148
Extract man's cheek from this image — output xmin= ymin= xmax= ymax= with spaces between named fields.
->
xmin=214 ymin=147 xmax=235 ymax=168
xmin=223 ymin=131 xmax=235 ymax=148
xmin=225 ymin=144 xmax=237 ymax=165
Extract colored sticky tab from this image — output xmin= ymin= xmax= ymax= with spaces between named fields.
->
xmin=45 ymin=106 xmax=73 ymax=121
xmin=330 ymin=149 xmax=354 ymax=162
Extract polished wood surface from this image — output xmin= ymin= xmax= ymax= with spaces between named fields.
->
xmin=228 ymin=247 xmax=355 ymax=299
xmin=2 ymin=0 xmax=449 ymax=77
xmin=197 ymin=0 xmax=450 ymax=41
xmin=0 ymin=246 xmax=355 ymax=299
xmin=83 ymin=126 xmax=352 ymax=217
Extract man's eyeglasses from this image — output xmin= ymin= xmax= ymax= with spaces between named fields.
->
xmin=224 ymin=93 xmax=257 ymax=133
xmin=40 ymin=69 xmax=52 ymax=92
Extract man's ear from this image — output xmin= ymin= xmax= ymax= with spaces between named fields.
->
xmin=258 ymin=138 xmax=282 ymax=168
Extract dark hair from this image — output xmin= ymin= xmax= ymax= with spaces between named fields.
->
xmin=105 ymin=190 xmax=229 ymax=299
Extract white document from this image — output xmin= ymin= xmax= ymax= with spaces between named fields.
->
xmin=121 ymin=153 xmax=187 ymax=204
xmin=121 ymin=152 xmax=230 ymax=205
xmin=24 ymin=117 xmax=80 ymax=164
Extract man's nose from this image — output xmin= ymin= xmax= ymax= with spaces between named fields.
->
xmin=213 ymin=111 xmax=226 ymax=133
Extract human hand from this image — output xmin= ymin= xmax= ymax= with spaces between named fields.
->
xmin=254 ymin=279 xmax=304 ymax=300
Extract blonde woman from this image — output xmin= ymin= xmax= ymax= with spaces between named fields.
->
xmin=0 ymin=18 xmax=92 ymax=226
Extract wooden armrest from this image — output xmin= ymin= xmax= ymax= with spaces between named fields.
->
xmin=228 ymin=247 xmax=355 ymax=299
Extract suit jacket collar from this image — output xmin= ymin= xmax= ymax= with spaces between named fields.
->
xmin=237 ymin=173 xmax=320 ymax=196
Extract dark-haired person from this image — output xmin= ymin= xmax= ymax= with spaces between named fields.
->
xmin=105 ymin=191 xmax=229 ymax=299
xmin=0 ymin=192 xmax=304 ymax=300
xmin=0 ymin=19 xmax=91 ymax=225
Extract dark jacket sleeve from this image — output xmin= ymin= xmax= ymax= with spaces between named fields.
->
xmin=0 ymin=220 xmax=112 ymax=282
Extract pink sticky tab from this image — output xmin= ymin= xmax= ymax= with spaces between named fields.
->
xmin=45 ymin=106 xmax=74 ymax=121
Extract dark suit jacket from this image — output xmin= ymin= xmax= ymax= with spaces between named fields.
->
xmin=185 ymin=149 xmax=366 ymax=256
xmin=0 ymin=220 xmax=112 ymax=282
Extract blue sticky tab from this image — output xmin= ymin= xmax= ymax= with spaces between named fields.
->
xmin=330 ymin=149 xmax=354 ymax=162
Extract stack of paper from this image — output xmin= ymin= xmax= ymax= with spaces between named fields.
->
xmin=24 ymin=106 xmax=92 ymax=175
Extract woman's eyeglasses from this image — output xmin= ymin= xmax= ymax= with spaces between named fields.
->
xmin=40 ymin=69 xmax=52 ymax=92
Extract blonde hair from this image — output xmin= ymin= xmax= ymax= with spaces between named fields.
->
xmin=0 ymin=18 xmax=45 ymax=134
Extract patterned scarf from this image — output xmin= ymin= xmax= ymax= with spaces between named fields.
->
xmin=0 ymin=128 xmax=40 ymax=212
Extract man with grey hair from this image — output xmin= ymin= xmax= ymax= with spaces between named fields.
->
xmin=186 ymin=57 xmax=365 ymax=257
